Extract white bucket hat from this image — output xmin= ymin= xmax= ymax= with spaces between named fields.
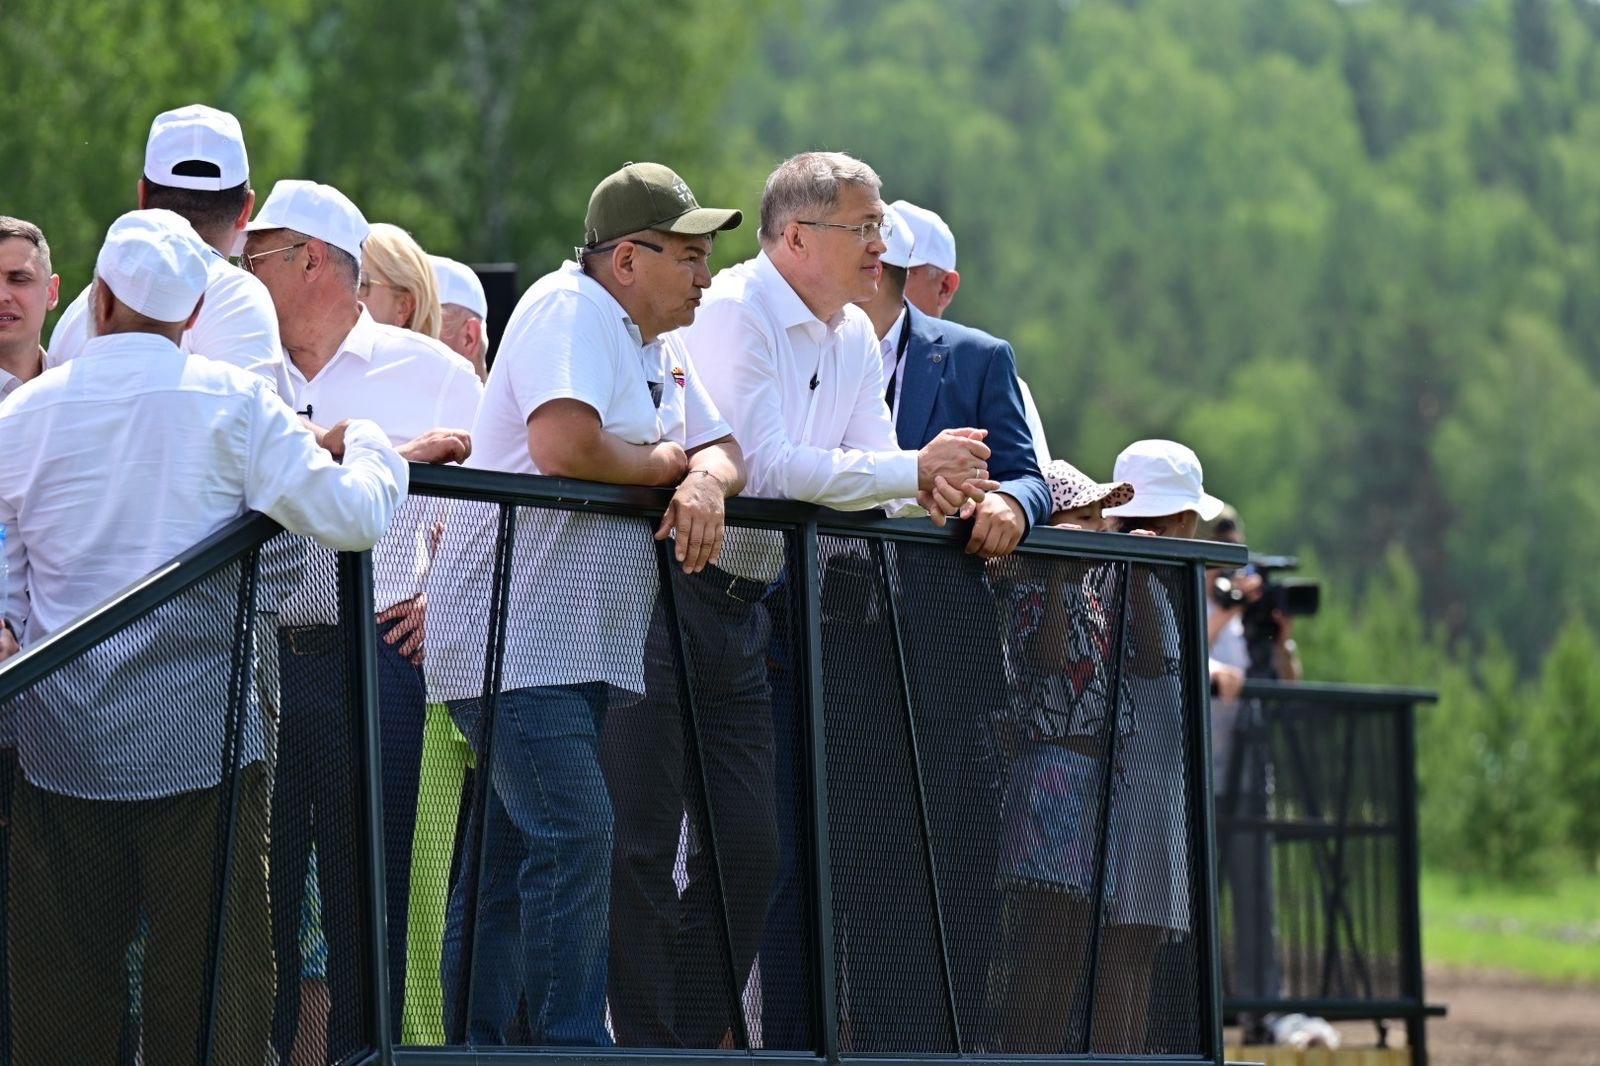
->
xmin=1102 ymin=439 xmax=1224 ymax=520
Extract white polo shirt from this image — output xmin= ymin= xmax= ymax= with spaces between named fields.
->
xmin=48 ymin=247 xmax=289 ymax=392
xmin=0 ymin=332 xmax=407 ymax=798
xmin=680 ymin=251 xmax=916 ymax=507
xmin=426 ymin=260 xmax=729 ymax=702
xmin=278 ymin=307 xmax=483 ymax=623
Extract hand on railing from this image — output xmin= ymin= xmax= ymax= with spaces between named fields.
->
xmin=0 ymin=620 xmax=18 ymax=663
xmin=964 ymin=492 xmax=1027 ymax=559
xmin=656 ymin=469 xmax=726 ymax=575
xmin=399 ymin=428 xmax=473 ymax=465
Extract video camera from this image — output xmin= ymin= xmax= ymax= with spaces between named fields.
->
xmin=1212 ymin=554 xmax=1320 ymax=679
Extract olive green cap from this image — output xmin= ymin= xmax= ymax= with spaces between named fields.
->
xmin=583 ymin=162 xmax=742 ymax=247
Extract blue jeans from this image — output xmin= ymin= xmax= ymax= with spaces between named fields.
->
xmin=441 ymin=683 xmax=612 ymax=1046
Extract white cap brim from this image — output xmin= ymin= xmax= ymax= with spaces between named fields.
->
xmin=1104 ymin=490 xmax=1225 ymax=522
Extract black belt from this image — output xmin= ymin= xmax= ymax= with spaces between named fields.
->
xmin=703 ymin=565 xmax=771 ymax=605
xmin=280 ymin=624 xmax=342 ymax=657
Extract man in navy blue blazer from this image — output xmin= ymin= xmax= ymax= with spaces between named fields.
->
xmin=859 ymin=208 xmax=1049 ymax=556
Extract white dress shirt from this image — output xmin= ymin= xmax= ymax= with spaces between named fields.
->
xmin=1018 ymin=377 xmax=1051 ymax=466
xmin=0 ymin=349 xmax=42 ymax=399
xmin=48 ymin=248 xmax=289 ymax=392
xmin=879 ymin=306 xmax=909 ymax=416
xmin=0 ymin=332 xmax=408 ymax=799
xmin=277 ymin=308 xmax=483 ymax=622
xmin=427 ymin=260 xmax=730 ymax=702
xmin=681 ymin=252 xmax=918 ymax=509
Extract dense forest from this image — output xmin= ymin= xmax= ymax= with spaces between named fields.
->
xmin=5 ymin=0 xmax=1599 ymax=879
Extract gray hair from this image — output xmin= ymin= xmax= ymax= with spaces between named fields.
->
xmin=0 ymin=216 xmax=51 ymax=273
xmin=759 ymin=152 xmax=882 ymax=245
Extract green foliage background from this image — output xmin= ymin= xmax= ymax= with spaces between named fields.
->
xmin=4 ymin=0 xmax=1599 ymax=880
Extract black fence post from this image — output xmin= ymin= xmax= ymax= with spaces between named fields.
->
xmin=340 ymin=549 xmax=393 ymax=1062
xmin=1186 ymin=562 xmax=1227 ymax=1065
xmin=1079 ymin=561 xmax=1132 ymax=1052
xmin=452 ymin=504 xmax=516 ymax=1044
xmin=196 ymin=548 xmax=261 ymax=1065
xmin=795 ymin=520 xmax=840 ymax=1062
xmin=871 ymin=538 xmax=962 ymax=1053
xmin=1396 ymin=698 xmax=1429 ymax=1066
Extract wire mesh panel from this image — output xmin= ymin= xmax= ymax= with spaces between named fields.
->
xmin=269 ymin=535 xmax=377 ymax=1065
xmin=0 ymin=552 xmax=281 ymax=1066
xmin=983 ymin=552 xmax=1124 ymax=1055
xmin=1216 ymin=692 xmax=1411 ymax=1007
xmin=1085 ymin=562 xmax=1207 ymax=1057
xmin=817 ymin=534 xmax=951 ymax=1053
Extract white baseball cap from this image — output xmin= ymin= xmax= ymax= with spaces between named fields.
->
xmin=1102 ymin=440 xmax=1225 ymax=521
xmin=246 ymin=179 xmax=370 ymax=266
xmin=890 ymin=200 xmax=957 ymax=272
xmin=94 ymin=209 xmax=212 ymax=323
xmin=879 ymin=202 xmax=916 ymax=269
xmin=144 ymin=104 xmax=249 ymax=192
xmin=430 ymin=255 xmax=487 ymax=318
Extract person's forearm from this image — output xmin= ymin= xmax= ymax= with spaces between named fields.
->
xmin=538 ymin=426 xmax=665 ymax=485
xmin=686 ymin=438 xmax=746 ymax=496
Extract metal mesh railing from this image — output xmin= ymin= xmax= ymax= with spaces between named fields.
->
xmin=1215 ymin=681 xmax=1437 ymax=1061
xmin=0 ymin=465 xmax=1243 ymax=1066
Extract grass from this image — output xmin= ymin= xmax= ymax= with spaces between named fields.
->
xmin=1421 ymin=868 xmax=1600 ymax=983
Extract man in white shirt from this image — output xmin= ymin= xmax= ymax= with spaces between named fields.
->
xmin=47 ymin=104 xmax=287 ymax=391
xmin=427 ymin=162 xmax=744 ymax=1047
xmin=0 ymin=209 xmax=407 ymax=1066
xmin=675 ymin=152 xmax=999 ymax=1049
xmin=0 ymin=217 xmax=59 ymax=401
xmin=241 ymin=178 xmax=480 ymax=1054
xmin=431 ymin=254 xmax=490 ymax=381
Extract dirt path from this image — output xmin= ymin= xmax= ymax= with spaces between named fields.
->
xmin=1407 ymin=968 xmax=1600 ymax=1066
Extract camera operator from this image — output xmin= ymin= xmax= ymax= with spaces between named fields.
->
xmin=1200 ymin=508 xmax=1336 ymax=1051
xmin=1204 ymin=509 xmax=1303 ymax=682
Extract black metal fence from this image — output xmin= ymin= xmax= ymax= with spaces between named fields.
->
xmin=1214 ymin=681 xmax=1441 ymax=1062
xmin=0 ymin=465 xmax=1245 ymax=1066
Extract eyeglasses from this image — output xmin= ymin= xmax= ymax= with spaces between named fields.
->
xmin=796 ymin=218 xmax=893 ymax=243
xmin=356 ymin=276 xmax=400 ymax=297
xmin=240 ymin=241 xmax=307 ymax=275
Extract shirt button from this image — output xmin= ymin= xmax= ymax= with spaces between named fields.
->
xmin=932 ymin=353 xmax=944 ymax=364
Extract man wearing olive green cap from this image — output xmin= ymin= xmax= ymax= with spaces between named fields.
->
xmin=430 ymin=162 xmax=746 ymax=1046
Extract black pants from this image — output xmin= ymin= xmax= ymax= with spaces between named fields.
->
xmin=0 ymin=746 xmax=13 ymax=1066
xmin=268 ymin=620 xmax=425 ymax=1058
xmin=600 ymin=567 xmax=780 ymax=1048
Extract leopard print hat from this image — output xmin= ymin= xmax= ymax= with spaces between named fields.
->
xmin=1043 ymin=459 xmax=1135 ymax=514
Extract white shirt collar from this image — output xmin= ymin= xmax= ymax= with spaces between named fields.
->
xmin=754 ymin=251 xmax=847 ymax=336
xmin=77 ymin=331 xmax=187 ymax=363
xmin=337 ymin=306 xmax=382 ymax=363
xmin=880 ymin=306 xmax=908 ymax=359
xmin=560 ymin=259 xmax=653 ymax=349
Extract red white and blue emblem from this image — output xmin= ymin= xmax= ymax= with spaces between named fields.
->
xmin=671 ymin=365 xmax=686 ymax=388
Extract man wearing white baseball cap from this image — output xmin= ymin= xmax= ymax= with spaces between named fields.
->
xmin=47 ymin=104 xmax=288 ymax=390
xmin=891 ymin=199 xmax=960 ymax=317
xmin=0 ymin=208 xmax=408 ymax=1066
xmin=891 ymin=198 xmax=1053 ymax=465
xmin=431 ymin=255 xmax=490 ymax=380
xmin=243 ymin=177 xmax=481 ymax=1053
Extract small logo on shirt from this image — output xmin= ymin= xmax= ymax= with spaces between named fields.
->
xmin=671 ymin=365 xmax=686 ymax=388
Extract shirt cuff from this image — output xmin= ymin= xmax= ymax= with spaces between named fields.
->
xmin=875 ymin=450 xmax=920 ymax=501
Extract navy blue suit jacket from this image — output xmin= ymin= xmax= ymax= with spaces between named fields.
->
xmin=890 ymin=302 xmax=1050 ymax=527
